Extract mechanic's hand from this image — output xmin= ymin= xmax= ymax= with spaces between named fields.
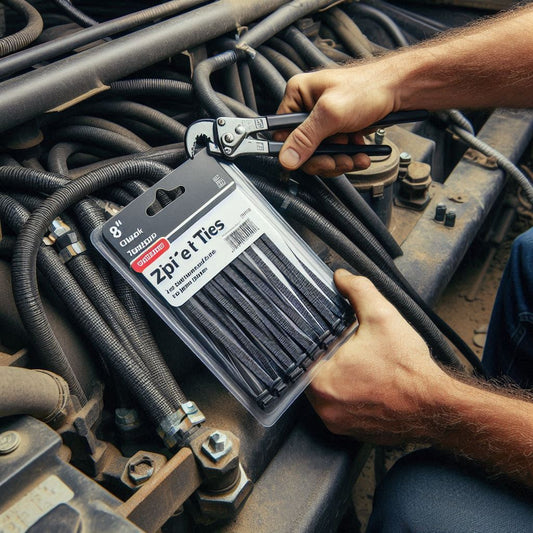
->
xmin=307 ymin=270 xmax=451 ymax=445
xmin=276 ymin=63 xmax=399 ymax=177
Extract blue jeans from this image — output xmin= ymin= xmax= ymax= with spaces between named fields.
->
xmin=367 ymin=228 xmax=533 ymax=532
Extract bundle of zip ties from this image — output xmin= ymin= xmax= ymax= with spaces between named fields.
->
xmin=182 ymin=234 xmax=353 ymax=409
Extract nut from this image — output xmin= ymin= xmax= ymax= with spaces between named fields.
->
xmin=195 ymin=464 xmax=253 ymax=522
xmin=128 ymin=455 xmax=154 ymax=485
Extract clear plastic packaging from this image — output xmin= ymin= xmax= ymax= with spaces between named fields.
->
xmin=91 ymin=150 xmax=357 ymax=426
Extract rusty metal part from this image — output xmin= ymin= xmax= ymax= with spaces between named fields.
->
xmin=194 ymin=464 xmax=253 ymax=524
xmin=463 ymin=147 xmax=498 ymax=169
xmin=395 ymin=161 xmax=432 ymax=210
xmin=189 ymin=428 xmax=241 ymax=491
xmin=118 ymin=448 xmax=201 ymax=533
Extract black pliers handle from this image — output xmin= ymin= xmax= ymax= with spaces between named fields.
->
xmin=185 ymin=110 xmax=428 ymax=160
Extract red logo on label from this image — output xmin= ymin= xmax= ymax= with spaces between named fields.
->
xmin=131 ymin=238 xmax=169 ymax=272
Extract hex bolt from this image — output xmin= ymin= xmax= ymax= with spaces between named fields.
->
xmin=128 ymin=455 xmax=155 ymax=485
xmin=374 ymin=128 xmax=386 ymax=145
xmin=434 ymin=203 xmax=447 ymax=222
xmin=217 ymin=118 xmax=226 ymax=126
xmin=223 ymin=133 xmax=234 ymax=144
xmin=0 ymin=431 xmax=21 ymax=455
xmin=444 ymin=210 xmax=456 ymax=227
xmin=209 ymin=432 xmax=226 ymax=452
xmin=398 ymin=152 xmax=412 ymax=180
xmin=182 ymin=401 xmax=197 ymax=414
xmin=201 ymin=431 xmax=232 ymax=462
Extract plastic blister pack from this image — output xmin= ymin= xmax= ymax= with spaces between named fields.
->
xmin=91 ymin=150 xmax=357 ymax=425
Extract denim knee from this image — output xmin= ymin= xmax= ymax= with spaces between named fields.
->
xmin=482 ymin=228 xmax=533 ymax=386
xmin=367 ymin=449 xmax=533 ymax=533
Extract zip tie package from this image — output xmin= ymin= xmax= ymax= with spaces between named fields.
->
xmin=91 ymin=150 xmax=357 ymax=426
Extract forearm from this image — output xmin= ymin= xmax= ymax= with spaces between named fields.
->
xmin=429 ymin=374 xmax=533 ymax=487
xmin=389 ymin=5 xmax=533 ymax=111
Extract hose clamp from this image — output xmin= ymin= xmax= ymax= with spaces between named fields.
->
xmin=157 ymin=401 xmax=206 ymax=449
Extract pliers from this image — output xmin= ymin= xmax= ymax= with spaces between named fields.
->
xmin=184 ymin=110 xmax=428 ymax=160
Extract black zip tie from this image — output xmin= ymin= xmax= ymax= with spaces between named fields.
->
xmin=256 ymin=236 xmax=343 ymax=329
xmin=181 ymin=298 xmax=278 ymax=391
xmin=195 ymin=287 xmax=287 ymax=384
xmin=231 ymin=255 xmax=324 ymax=342
xmin=215 ymin=261 xmax=317 ymax=355
xmin=206 ymin=278 xmax=294 ymax=370
xmin=210 ymin=275 xmax=305 ymax=381
xmin=257 ymin=235 xmax=344 ymax=322
xmin=240 ymin=247 xmax=330 ymax=337
xmin=298 ymin=259 xmax=348 ymax=313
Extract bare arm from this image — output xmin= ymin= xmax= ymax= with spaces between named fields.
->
xmin=277 ymin=4 xmax=533 ymax=176
xmin=307 ymin=270 xmax=533 ymax=487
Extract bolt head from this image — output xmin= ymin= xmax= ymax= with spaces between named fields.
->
xmin=223 ymin=147 xmax=232 ymax=155
xmin=209 ymin=432 xmax=226 ymax=452
xmin=217 ymin=118 xmax=226 ymax=126
xmin=201 ymin=431 xmax=232 ymax=462
xmin=0 ymin=431 xmax=20 ymax=454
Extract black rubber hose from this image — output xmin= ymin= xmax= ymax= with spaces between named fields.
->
xmin=0 ymin=367 xmax=70 ymax=425
xmin=67 ymin=253 xmax=186 ymax=408
xmin=0 ymin=0 xmax=290 ymax=134
xmin=68 ymin=143 xmax=188 ymax=178
xmin=7 ymin=160 xmax=177 ymax=423
xmin=0 ymin=0 xmax=43 ymax=57
xmin=0 ymin=193 xmax=87 ymax=402
xmin=224 ymin=62 xmax=246 ymax=105
xmin=193 ymin=50 xmax=240 ymax=117
xmin=349 ymin=3 xmax=410 ymax=48
xmin=51 ymin=125 xmax=149 ymax=155
xmin=282 ymin=27 xmax=335 ymax=68
xmin=75 ymin=100 xmax=187 ymax=142
xmin=248 ymin=176 xmax=464 ymax=370
xmin=321 ymin=8 xmax=374 ymax=59
xmin=247 ymin=51 xmax=286 ymax=103
xmin=109 ymin=78 xmax=256 ymax=119
xmin=0 ymin=0 xmax=208 ymax=79
xmin=110 ymin=78 xmax=194 ymax=101
xmin=267 ymin=37 xmax=307 ymax=70
xmin=237 ymin=62 xmax=258 ymax=112
xmin=59 ymin=116 xmax=151 ymax=149
xmin=258 ymin=45 xmax=303 ymax=79
xmin=50 ymin=0 xmax=99 ymax=27
xmin=298 ymin=179 xmax=398 ymax=272
xmin=326 ymin=175 xmax=403 ymax=258
xmin=235 ymin=0 xmax=337 ymax=51
xmin=48 ymin=142 xmax=87 ymax=175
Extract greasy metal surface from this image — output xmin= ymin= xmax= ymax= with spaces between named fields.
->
xmin=118 ymin=448 xmax=201 ymax=533
xmin=0 ymin=416 xmax=140 ymax=532
xmin=218 ymin=410 xmax=368 ymax=533
xmin=395 ymin=108 xmax=533 ymax=305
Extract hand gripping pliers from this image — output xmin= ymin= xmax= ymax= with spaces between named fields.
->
xmin=184 ymin=110 xmax=428 ymax=160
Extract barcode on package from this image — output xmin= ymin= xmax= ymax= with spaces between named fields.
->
xmin=225 ymin=219 xmax=259 ymax=252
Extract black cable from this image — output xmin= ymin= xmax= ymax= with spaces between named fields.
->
xmin=3 ymin=161 xmax=181 ymax=422
xmin=49 ymin=0 xmax=100 ymax=27
xmin=0 ymin=0 xmax=43 ymax=57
